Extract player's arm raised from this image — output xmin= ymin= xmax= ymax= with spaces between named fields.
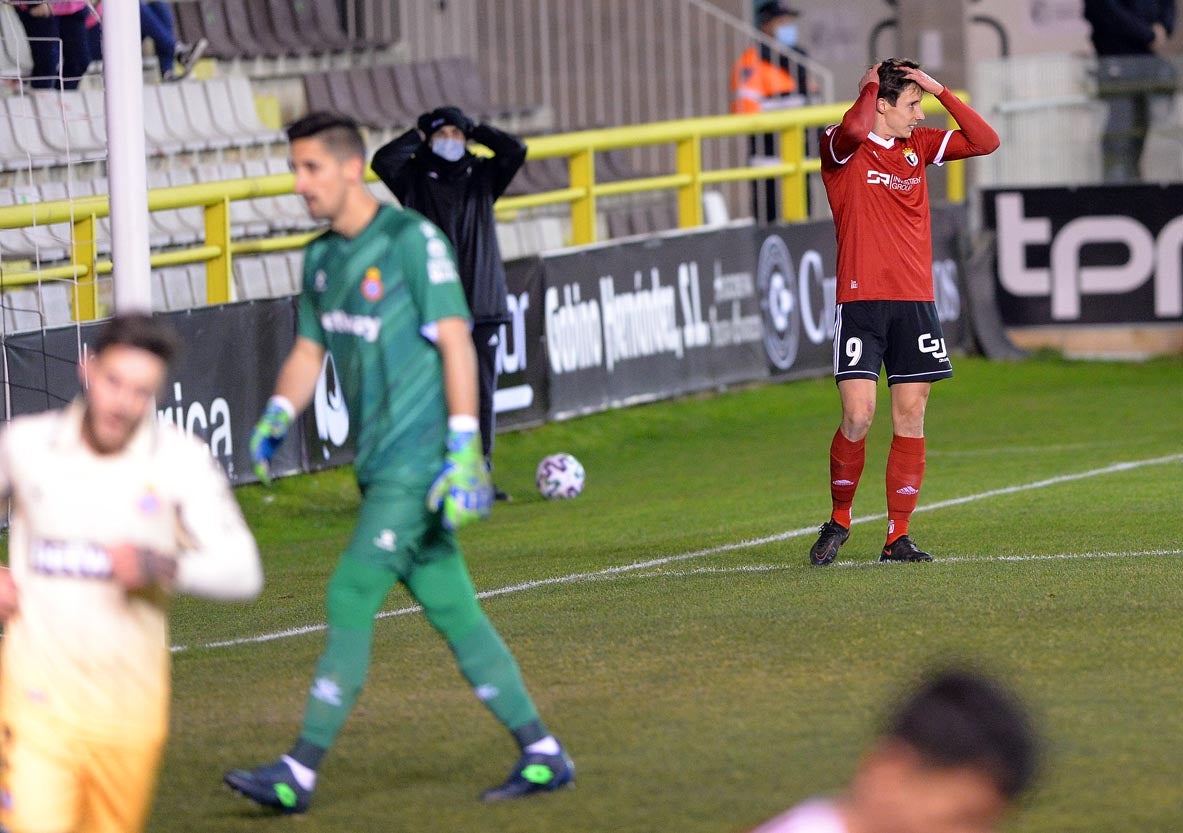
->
xmin=828 ymin=63 xmax=881 ymax=160
xmin=904 ymin=66 xmax=1000 ymax=160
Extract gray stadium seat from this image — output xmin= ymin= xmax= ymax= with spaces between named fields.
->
xmin=140 ymin=84 xmax=186 ymax=156
xmin=266 ymin=0 xmax=316 ymax=56
xmin=347 ymin=67 xmax=388 ymax=129
xmin=29 ymin=90 xmax=105 ymax=161
xmin=261 ymin=252 xmax=298 ymax=295
xmin=162 ymin=168 xmax=213 ymax=242
xmin=225 ymin=76 xmax=285 ymax=144
xmin=142 ymin=171 xmax=200 ymax=247
xmin=177 ymin=81 xmax=234 ymax=151
xmin=243 ymin=0 xmax=288 ymax=60
xmin=411 ymin=61 xmax=448 ymax=115
xmin=305 ymin=0 xmax=352 ymax=52
xmin=233 ymin=256 xmax=274 ymax=300
xmin=159 ymin=266 xmax=197 ymax=309
xmin=4 ymin=96 xmax=58 ymax=168
xmin=187 ymin=264 xmax=208 ymax=306
xmin=263 ymin=155 xmax=323 ymax=230
xmin=196 ymin=163 xmax=269 ymax=238
xmin=147 ymin=83 xmax=207 ymax=153
xmin=370 ymin=65 xmax=417 ymax=127
xmin=285 ymin=249 xmax=304 ymax=287
xmin=80 ymin=88 xmax=108 ymax=149
xmin=0 ymin=3 xmax=32 ymax=77
xmin=39 ymin=280 xmax=73 ymax=326
xmin=495 ymin=222 xmax=523 ymax=261
xmin=3 ymin=288 xmax=43 ymax=333
xmin=219 ymin=0 xmax=269 ymax=60
xmin=432 ymin=57 xmax=494 ymax=119
xmin=390 ymin=63 xmax=428 ymax=118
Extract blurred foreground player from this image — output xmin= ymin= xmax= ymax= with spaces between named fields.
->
xmin=751 ymin=670 xmax=1038 ymax=833
xmin=809 ymin=60 xmax=999 ymax=566
xmin=224 ymin=112 xmax=572 ymax=815
xmin=0 ymin=313 xmax=263 ymax=833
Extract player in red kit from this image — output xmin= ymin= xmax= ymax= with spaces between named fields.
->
xmin=809 ymin=59 xmax=999 ymax=566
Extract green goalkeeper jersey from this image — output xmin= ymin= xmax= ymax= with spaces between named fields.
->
xmin=297 ymin=204 xmax=471 ymax=487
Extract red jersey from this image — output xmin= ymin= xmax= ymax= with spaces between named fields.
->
xmin=820 ymin=84 xmax=998 ymax=303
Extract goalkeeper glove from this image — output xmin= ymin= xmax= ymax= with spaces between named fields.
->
xmin=249 ymin=396 xmax=294 ymax=485
xmin=426 ymin=417 xmax=493 ymax=531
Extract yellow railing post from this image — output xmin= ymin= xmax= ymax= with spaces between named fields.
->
xmin=675 ymin=135 xmax=703 ymax=228
xmin=780 ymin=124 xmax=807 ymax=221
xmin=204 ymin=196 xmax=232 ymax=303
xmin=568 ymin=148 xmax=596 ymax=245
xmin=70 ymin=212 xmax=98 ymax=321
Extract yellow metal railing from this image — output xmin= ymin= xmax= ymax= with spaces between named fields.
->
xmin=0 ymin=96 xmax=969 ymax=321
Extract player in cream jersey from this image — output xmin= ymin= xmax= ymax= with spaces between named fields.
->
xmin=0 ymin=314 xmax=263 ymax=833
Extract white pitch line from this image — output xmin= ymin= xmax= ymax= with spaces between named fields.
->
xmin=171 ymin=453 xmax=1183 ymax=654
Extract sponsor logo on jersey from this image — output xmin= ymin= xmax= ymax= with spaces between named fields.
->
xmin=314 ymin=269 xmax=327 ymax=292
xmin=30 ymin=540 xmax=112 ymax=579
xmin=320 ymin=310 xmax=381 ymax=343
xmin=138 ymin=487 xmax=160 ymax=514
xmin=866 ymin=170 xmax=922 ymax=192
xmin=313 ymin=352 xmax=350 ymax=460
xmin=361 ymin=266 xmax=383 ymax=301
xmin=902 ymin=147 xmax=918 ymax=166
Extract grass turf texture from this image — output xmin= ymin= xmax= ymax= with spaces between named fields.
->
xmin=36 ymin=354 xmax=1183 ymax=831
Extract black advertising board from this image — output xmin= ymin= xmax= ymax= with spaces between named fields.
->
xmin=983 ymin=185 xmax=1183 ymax=325
xmin=3 ymin=300 xmax=298 ymax=485
xmin=494 ymin=256 xmax=549 ymax=429
xmin=756 ymin=204 xmax=968 ymax=377
xmin=540 ymin=225 xmax=768 ymax=419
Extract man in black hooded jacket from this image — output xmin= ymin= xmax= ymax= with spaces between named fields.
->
xmin=372 ymin=107 xmax=527 ymax=500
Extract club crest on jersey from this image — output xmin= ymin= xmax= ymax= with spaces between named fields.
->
xmin=902 ymin=147 xmax=918 ymax=166
xmin=138 ymin=487 xmax=160 ymax=514
xmin=361 ymin=267 xmax=383 ymax=301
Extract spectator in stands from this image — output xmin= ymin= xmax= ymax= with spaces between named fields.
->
xmin=1084 ymin=0 xmax=1177 ymax=182
xmin=13 ymin=1 xmax=94 ymax=90
xmin=731 ymin=2 xmax=817 ymax=221
xmin=85 ymin=2 xmax=207 ymax=82
xmin=372 ymin=106 xmax=526 ymax=501
xmin=749 ymin=669 xmax=1039 ymax=833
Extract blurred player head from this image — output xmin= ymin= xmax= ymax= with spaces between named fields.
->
xmin=286 ymin=111 xmax=371 ymax=226
xmin=847 ymin=669 xmax=1038 ymax=833
xmin=756 ymin=2 xmax=800 ymax=44
xmin=81 ymin=313 xmax=178 ymax=455
xmin=874 ymin=58 xmax=926 ymax=139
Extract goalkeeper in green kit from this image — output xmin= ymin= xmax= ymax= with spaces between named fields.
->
xmin=224 ymin=112 xmax=573 ymax=814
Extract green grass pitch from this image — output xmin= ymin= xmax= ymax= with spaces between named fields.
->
xmin=66 ymin=355 xmax=1183 ymax=830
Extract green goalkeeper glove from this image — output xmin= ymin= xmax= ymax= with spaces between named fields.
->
xmin=250 ymin=396 xmax=294 ymax=485
xmin=426 ymin=417 xmax=493 ymax=531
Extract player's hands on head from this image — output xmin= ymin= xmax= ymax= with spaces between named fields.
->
xmin=902 ymin=66 xmax=944 ymax=95
xmin=426 ymin=421 xmax=493 ymax=531
xmin=859 ymin=63 xmax=882 ymax=92
xmin=250 ymin=396 xmax=295 ymax=485
xmin=0 ymin=568 xmax=18 ymax=621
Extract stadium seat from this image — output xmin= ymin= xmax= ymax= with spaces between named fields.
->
xmin=266 ymin=0 xmax=318 ymax=57
xmin=219 ymin=0 xmax=270 ymax=60
xmin=390 ymin=63 xmax=429 ymax=119
xmin=307 ymin=0 xmax=357 ymax=52
xmin=4 ymin=96 xmax=59 ymax=169
xmin=225 ymin=76 xmax=286 ymax=144
xmin=4 ymin=184 xmax=70 ymax=262
xmin=324 ymin=69 xmax=367 ymax=126
xmin=285 ymin=249 xmax=304 ymax=285
xmin=432 ymin=57 xmax=494 ymax=120
xmin=0 ymin=105 xmax=30 ymax=172
xmin=233 ymin=256 xmax=274 ymax=300
xmin=28 ymin=90 xmax=104 ymax=162
xmin=144 ymin=171 xmax=201 ymax=247
xmin=164 ymin=167 xmax=218 ymax=241
xmin=187 ymin=264 xmax=208 ymax=306
xmin=261 ymin=252 xmax=299 ymax=295
xmin=495 ymin=221 xmax=523 ymax=261
xmin=158 ymin=266 xmax=198 ymax=310
xmin=146 ymin=84 xmax=208 ymax=154
xmin=150 ymin=269 xmax=169 ymax=311
xmin=411 ymin=61 xmax=449 ymax=116
xmin=535 ymin=216 xmax=566 ymax=251
xmin=39 ymin=280 xmax=73 ymax=327
xmin=79 ymin=88 xmax=108 ymax=150
xmin=240 ymin=158 xmax=307 ymax=232
xmin=197 ymin=162 xmax=270 ymax=237
xmin=140 ymin=85 xmax=187 ymax=156
xmin=176 ymin=82 xmax=235 ymax=151
xmin=347 ymin=67 xmax=389 ymax=129
xmin=703 ymin=189 xmax=730 ymax=226
xmin=175 ymin=0 xmax=235 ymax=62
xmin=367 ymin=176 xmax=396 ymax=204
xmin=261 ymin=156 xmax=322 ymax=230
xmin=243 ymin=0 xmax=289 ymax=60
xmin=2 ymin=288 xmax=43 ymax=333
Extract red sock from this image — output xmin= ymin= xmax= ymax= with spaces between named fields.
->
xmin=885 ymin=435 xmax=926 ymax=545
xmin=829 ymin=428 xmax=865 ymax=529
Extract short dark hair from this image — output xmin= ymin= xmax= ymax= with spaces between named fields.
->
xmin=887 ymin=670 xmax=1038 ymax=800
xmin=93 ymin=313 xmax=179 ymax=365
xmin=286 ymin=111 xmax=366 ymax=161
xmin=877 ymin=57 xmax=922 ymax=105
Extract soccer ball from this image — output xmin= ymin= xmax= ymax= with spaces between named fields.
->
xmin=535 ymin=453 xmax=585 ymax=500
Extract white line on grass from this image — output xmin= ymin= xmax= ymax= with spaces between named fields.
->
xmin=172 ymin=453 xmax=1183 ymax=654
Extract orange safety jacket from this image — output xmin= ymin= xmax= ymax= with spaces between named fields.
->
xmin=730 ymin=45 xmax=798 ymax=114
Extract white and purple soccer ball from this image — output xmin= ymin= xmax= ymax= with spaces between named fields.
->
xmin=535 ymin=453 xmax=585 ymax=500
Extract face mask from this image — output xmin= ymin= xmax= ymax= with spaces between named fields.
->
xmin=431 ymin=137 xmax=466 ymax=162
xmin=775 ymin=23 xmax=799 ymax=48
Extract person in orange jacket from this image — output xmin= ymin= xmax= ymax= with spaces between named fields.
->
xmin=731 ymin=2 xmax=813 ymax=221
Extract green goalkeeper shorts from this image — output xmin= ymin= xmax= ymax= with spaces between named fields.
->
xmin=343 ymin=480 xmax=459 ymax=578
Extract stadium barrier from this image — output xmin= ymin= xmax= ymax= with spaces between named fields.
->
xmin=0 ymin=95 xmax=969 ymax=322
xmin=2 ymin=208 xmax=970 ymax=484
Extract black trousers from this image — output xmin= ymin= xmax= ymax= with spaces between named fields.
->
xmin=472 ymin=322 xmax=501 ymax=464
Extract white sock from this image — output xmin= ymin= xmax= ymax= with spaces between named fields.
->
xmin=281 ymin=755 xmax=317 ymax=790
xmin=524 ymin=735 xmax=561 ymax=756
